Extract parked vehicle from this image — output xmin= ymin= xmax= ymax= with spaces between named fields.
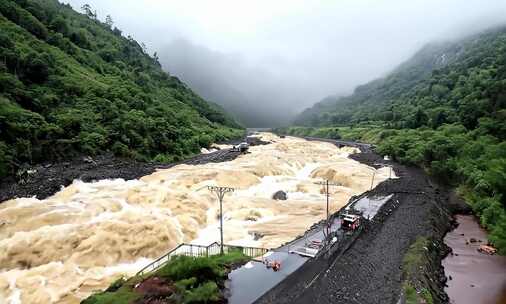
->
xmin=341 ymin=213 xmax=361 ymax=231
xmin=233 ymin=142 xmax=249 ymax=152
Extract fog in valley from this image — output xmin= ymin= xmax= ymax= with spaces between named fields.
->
xmin=63 ymin=0 xmax=506 ymax=127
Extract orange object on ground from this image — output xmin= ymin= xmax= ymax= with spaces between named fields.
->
xmin=478 ymin=245 xmax=497 ymax=255
xmin=272 ymin=261 xmax=281 ymax=271
xmin=264 ymin=259 xmax=281 ymax=271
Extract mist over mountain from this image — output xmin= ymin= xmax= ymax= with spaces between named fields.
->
xmin=157 ymin=39 xmax=300 ymax=127
xmin=62 ymin=0 xmax=506 ymax=127
xmin=281 ymin=25 xmax=506 ymax=254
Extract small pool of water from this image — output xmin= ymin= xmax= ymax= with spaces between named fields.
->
xmin=443 ymin=215 xmax=506 ymax=304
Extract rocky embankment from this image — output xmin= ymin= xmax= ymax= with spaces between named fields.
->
xmin=0 ymin=135 xmax=270 ymax=203
xmin=0 ymin=134 xmax=275 ymax=203
xmin=255 ymin=140 xmax=459 ymax=304
xmin=0 ymin=150 xmax=240 ymax=202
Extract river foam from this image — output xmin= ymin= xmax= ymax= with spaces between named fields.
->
xmin=0 ymin=133 xmax=395 ymax=303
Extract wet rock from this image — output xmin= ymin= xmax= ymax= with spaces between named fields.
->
xmin=246 ymin=136 xmax=271 ymax=146
xmin=273 ymin=190 xmax=287 ymax=200
xmin=253 ymin=232 xmax=264 ymax=241
xmin=83 ymin=156 xmax=97 ymax=165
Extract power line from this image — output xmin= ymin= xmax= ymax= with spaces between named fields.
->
xmin=207 ymin=186 xmax=235 ymax=254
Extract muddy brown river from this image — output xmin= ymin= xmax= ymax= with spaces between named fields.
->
xmin=0 ymin=133 xmax=394 ymax=304
xmin=443 ymin=215 xmax=506 ymax=304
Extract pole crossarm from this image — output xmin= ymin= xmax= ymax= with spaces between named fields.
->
xmin=207 ymin=186 xmax=235 ymax=192
xmin=314 ymin=181 xmax=341 ymax=186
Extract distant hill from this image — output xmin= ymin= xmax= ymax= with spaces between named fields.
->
xmin=294 ymin=40 xmax=466 ymax=126
xmin=0 ymin=0 xmax=243 ymax=179
xmin=287 ymin=26 xmax=506 ymax=253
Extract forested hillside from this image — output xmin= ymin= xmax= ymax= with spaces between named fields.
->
xmin=0 ymin=0 xmax=243 ymax=179
xmin=286 ymin=26 xmax=506 ymax=252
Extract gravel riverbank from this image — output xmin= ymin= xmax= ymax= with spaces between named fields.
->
xmin=0 ymin=133 xmax=276 ymax=203
xmin=0 ymin=147 xmax=245 ymax=203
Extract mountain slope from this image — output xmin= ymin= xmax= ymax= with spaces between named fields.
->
xmin=0 ymin=0 xmax=243 ymax=179
xmin=295 ymin=40 xmax=467 ymax=126
xmin=287 ymin=26 xmax=506 ymax=253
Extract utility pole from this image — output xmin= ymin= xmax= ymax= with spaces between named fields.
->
xmin=386 ymin=164 xmax=393 ymax=179
xmin=207 ymin=186 xmax=234 ymax=255
xmin=315 ymin=180 xmax=340 ymax=236
xmin=365 ymin=167 xmax=376 ymax=190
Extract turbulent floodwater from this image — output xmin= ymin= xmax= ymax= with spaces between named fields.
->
xmin=0 ymin=133 xmax=394 ymax=304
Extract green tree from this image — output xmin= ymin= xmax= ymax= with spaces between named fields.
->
xmin=49 ymin=16 xmax=70 ymax=36
xmin=105 ymin=15 xmax=113 ymax=28
xmin=81 ymin=4 xmax=94 ymax=18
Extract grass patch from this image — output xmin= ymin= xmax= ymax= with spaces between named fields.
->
xmin=82 ymin=250 xmax=249 ymax=304
xmin=402 ymin=237 xmax=429 ymax=276
xmin=401 ymin=237 xmax=434 ymax=304
xmin=81 ymin=285 xmax=140 ymax=304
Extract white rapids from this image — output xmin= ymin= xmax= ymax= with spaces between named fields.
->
xmin=0 ymin=133 xmax=395 ymax=303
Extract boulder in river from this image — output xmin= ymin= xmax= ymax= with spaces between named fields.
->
xmin=272 ymin=190 xmax=287 ymax=200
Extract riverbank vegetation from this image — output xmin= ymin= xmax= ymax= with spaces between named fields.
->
xmin=82 ymin=251 xmax=249 ymax=304
xmin=285 ymin=26 xmax=506 ymax=253
xmin=0 ymin=0 xmax=243 ymax=180
xmin=402 ymin=237 xmax=434 ymax=304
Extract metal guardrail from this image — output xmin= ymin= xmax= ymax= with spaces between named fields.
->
xmin=136 ymin=242 xmax=269 ymax=277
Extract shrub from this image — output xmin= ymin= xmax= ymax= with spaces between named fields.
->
xmin=153 ymin=153 xmax=174 ymax=163
xmin=21 ymin=53 xmax=50 ymax=83
xmin=158 ymin=256 xmax=223 ymax=284
xmin=183 ymin=281 xmax=220 ymax=304
xmin=105 ymin=277 xmax=126 ymax=292
xmin=198 ymin=134 xmax=213 ymax=148
xmin=0 ymin=141 xmax=12 ymax=177
xmin=79 ymin=131 xmax=106 ymax=154
xmin=111 ymin=141 xmax=129 ymax=157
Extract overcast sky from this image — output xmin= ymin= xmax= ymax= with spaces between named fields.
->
xmin=63 ymin=0 xmax=506 ymax=126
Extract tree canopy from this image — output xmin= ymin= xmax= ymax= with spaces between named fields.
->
xmin=288 ymin=26 xmax=506 ymax=253
xmin=0 ymin=0 xmax=243 ymax=179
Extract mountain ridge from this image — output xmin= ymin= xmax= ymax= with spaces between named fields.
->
xmin=284 ymin=25 xmax=506 ymax=253
xmin=0 ymin=0 xmax=243 ymax=179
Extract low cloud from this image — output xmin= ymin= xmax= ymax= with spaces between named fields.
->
xmin=64 ymin=0 xmax=506 ymax=126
